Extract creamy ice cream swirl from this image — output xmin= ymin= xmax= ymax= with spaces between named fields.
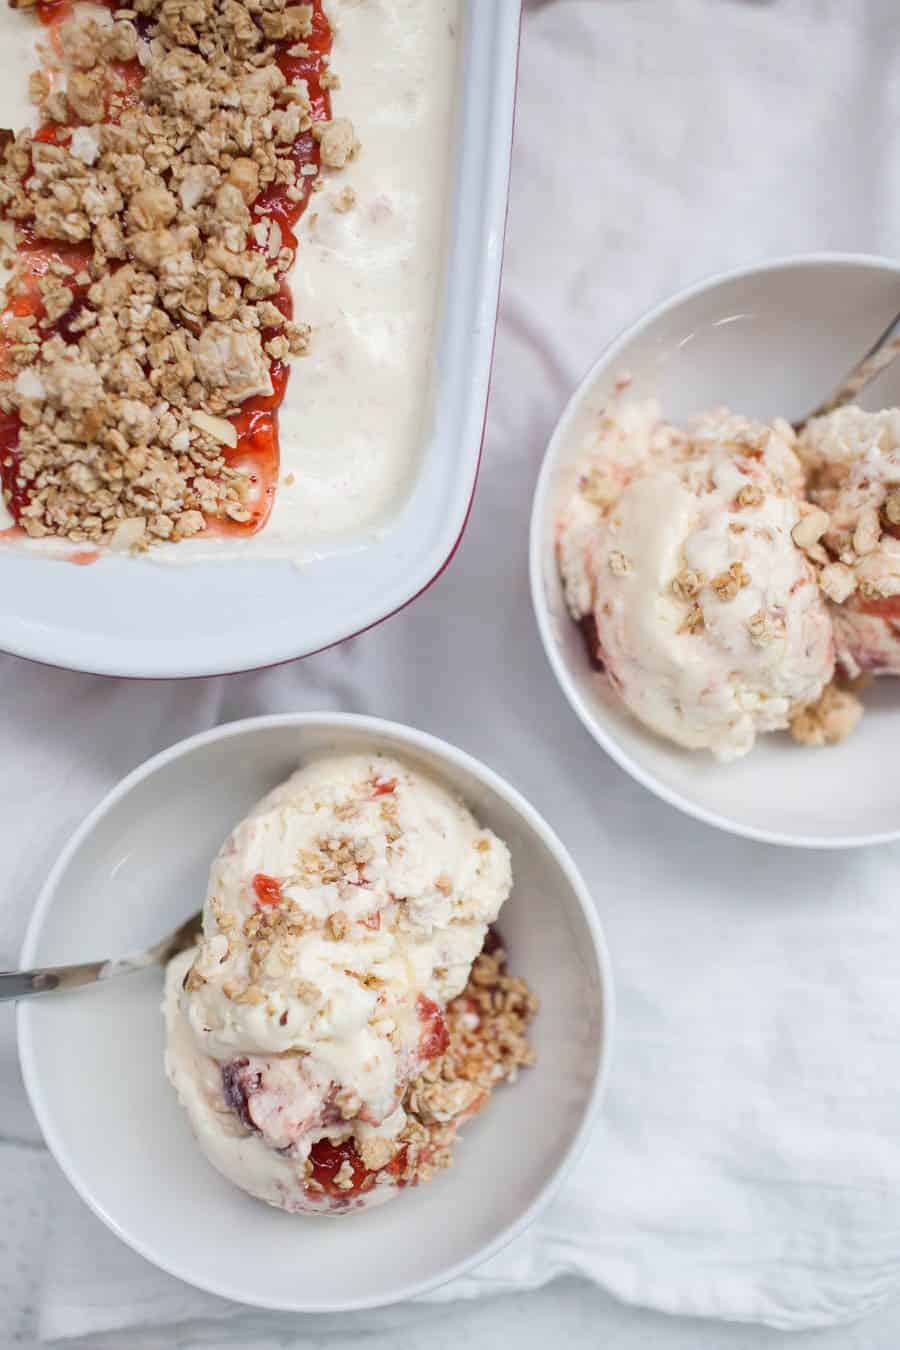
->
xmin=165 ymin=752 xmax=512 ymax=1212
xmin=558 ymin=399 xmax=835 ymax=759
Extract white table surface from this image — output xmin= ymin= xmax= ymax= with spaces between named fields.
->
xmin=7 ymin=0 xmax=900 ymax=1345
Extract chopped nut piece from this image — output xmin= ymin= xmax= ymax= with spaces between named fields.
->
xmin=735 ymin=483 xmax=764 ymax=510
xmin=678 ymin=602 xmax=705 ymax=634
xmin=819 ymin=562 xmax=857 ymax=604
xmin=190 ymin=410 xmax=238 ymax=449
xmin=358 ymin=1134 xmax=394 ymax=1171
xmin=608 ymin=549 xmax=631 ymax=576
xmin=327 ymin=911 xmax=349 ymax=941
xmin=711 ymin=561 xmax=751 ymax=601
xmin=227 ymin=158 xmax=260 ymax=206
xmin=314 ymin=117 xmax=359 ymax=168
xmin=791 ymin=505 xmax=829 ymax=552
xmin=747 ymin=609 xmax=786 ymax=645
xmin=671 ymin=567 xmax=705 ymax=601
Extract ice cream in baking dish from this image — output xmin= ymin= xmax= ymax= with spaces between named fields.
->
xmin=0 ymin=0 xmax=460 ymax=561
xmin=557 ymin=395 xmax=866 ymax=759
xmin=165 ymin=754 xmax=536 ymax=1215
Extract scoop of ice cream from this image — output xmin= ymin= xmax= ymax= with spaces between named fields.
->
xmin=798 ymin=406 xmax=900 ymax=676
xmin=558 ymin=399 xmax=835 ymax=760
xmin=165 ymin=753 xmax=512 ymax=1214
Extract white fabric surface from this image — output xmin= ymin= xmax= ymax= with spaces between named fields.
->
xmin=4 ymin=0 xmax=900 ymax=1341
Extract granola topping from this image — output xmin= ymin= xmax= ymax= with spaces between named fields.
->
xmin=385 ymin=943 xmax=536 ymax=1189
xmin=671 ymin=567 xmax=705 ymax=601
xmin=228 ymin=940 xmax=534 ymax=1204
xmin=710 ymin=560 xmax=750 ymax=601
xmin=789 ymin=681 xmax=863 ymax=748
xmin=0 ymin=0 xmax=344 ymax=544
xmin=0 ymin=0 xmax=463 ymax=559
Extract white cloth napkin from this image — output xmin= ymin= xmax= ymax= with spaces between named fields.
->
xmin=6 ymin=0 xmax=900 ymax=1341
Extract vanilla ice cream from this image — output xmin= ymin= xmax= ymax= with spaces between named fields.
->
xmin=164 ymin=752 xmax=512 ymax=1214
xmin=798 ymin=406 xmax=900 ymax=676
xmin=558 ymin=398 xmax=835 ymax=759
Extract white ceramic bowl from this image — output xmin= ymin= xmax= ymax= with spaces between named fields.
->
xmin=18 ymin=713 xmax=613 ymax=1312
xmin=531 ymin=254 xmax=900 ymax=848
xmin=0 ymin=0 xmax=520 ymax=679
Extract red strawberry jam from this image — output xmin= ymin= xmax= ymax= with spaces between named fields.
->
xmin=417 ymin=994 xmax=450 ymax=1060
xmin=252 ymin=873 xmax=283 ymax=909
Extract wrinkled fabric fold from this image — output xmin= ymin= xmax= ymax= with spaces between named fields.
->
xmin=2 ymin=0 xmax=900 ymax=1341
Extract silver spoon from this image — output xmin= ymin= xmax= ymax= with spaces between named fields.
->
xmin=794 ymin=309 xmax=900 ymax=430
xmin=0 ymin=909 xmax=203 ymax=1003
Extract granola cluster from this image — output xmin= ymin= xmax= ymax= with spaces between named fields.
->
xmin=394 ymin=943 xmax=538 ymax=1186
xmin=208 ymin=935 xmax=537 ymax=1202
xmin=0 ymin=0 xmax=355 ymax=546
xmin=187 ymin=886 xmax=384 ymax=1006
xmin=789 ymin=680 xmax=864 ymax=748
xmin=796 ymin=409 xmax=900 ymax=606
xmin=309 ymin=941 xmax=538 ymax=1194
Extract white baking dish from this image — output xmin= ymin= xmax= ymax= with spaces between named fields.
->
xmin=0 ymin=0 xmax=521 ymax=678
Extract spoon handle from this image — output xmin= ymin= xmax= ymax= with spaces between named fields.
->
xmin=800 ymin=310 xmax=900 ymax=426
xmin=0 ymin=961 xmax=106 ymax=1002
xmin=1 ymin=912 xmax=203 ymax=1003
